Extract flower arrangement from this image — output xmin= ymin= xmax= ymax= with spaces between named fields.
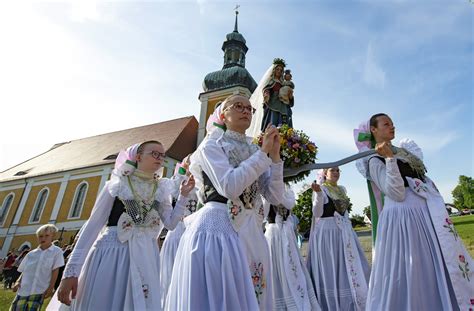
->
xmin=254 ymin=124 xmax=317 ymax=184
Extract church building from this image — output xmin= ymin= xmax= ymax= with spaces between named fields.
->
xmin=0 ymin=12 xmax=257 ymax=257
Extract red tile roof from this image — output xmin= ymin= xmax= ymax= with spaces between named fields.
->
xmin=0 ymin=116 xmax=198 ymax=182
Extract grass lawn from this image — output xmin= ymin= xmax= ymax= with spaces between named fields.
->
xmin=0 ymin=288 xmax=52 ymax=311
xmin=452 ymin=214 xmax=474 ymax=256
xmin=357 ymin=214 xmax=474 ymax=265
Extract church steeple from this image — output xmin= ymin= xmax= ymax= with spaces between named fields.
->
xmin=234 ymin=5 xmax=239 ymax=32
xmin=202 ymin=9 xmax=256 ymax=93
xmin=222 ymin=7 xmax=247 ymax=69
xmin=199 ymin=8 xmax=257 ymax=143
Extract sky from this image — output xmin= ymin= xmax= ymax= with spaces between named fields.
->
xmin=0 ymin=0 xmax=472 ymax=216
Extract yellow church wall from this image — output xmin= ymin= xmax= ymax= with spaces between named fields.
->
xmin=8 ymin=229 xmax=80 ymax=252
xmin=18 ymin=183 xmax=61 ymax=226
xmin=205 ymin=93 xmax=234 ymax=124
xmin=56 ymin=176 xmax=102 ymax=222
xmin=0 ymin=187 xmax=26 ymax=228
xmin=10 ymin=234 xmax=38 ymax=251
xmin=204 ymin=89 xmax=252 ymax=129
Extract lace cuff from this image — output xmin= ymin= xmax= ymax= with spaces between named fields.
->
xmin=63 ymin=264 xmax=80 ymax=278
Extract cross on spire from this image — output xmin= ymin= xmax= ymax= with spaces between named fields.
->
xmin=233 ymin=4 xmax=240 ymax=32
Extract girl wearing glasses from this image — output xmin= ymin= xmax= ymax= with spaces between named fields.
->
xmin=56 ymin=141 xmax=195 ymax=310
xmin=166 ymin=94 xmax=285 ymax=310
xmin=308 ymin=167 xmax=370 ymax=311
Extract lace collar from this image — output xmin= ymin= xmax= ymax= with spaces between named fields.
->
xmin=132 ymin=169 xmax=157 ymax=182
xmin=224 ymin=130 xmax=248 ymax=144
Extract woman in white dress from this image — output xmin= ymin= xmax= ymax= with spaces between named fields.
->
xmin=359 ymin=113 xmax=473 ymax=310
xmin=56 ymin=141 xmax=195 ymax=311
xmin=166 ymin=94 xmax=285 ymax=310
xmin=307 ymin=167 xmax=370 ymax=311
xmin=160 ymin=156 xmax=198 ymax=308
xmin=265 ymin=189 xmax=320 ymax=311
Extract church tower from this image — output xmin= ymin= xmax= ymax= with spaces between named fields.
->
xmin=197 ymin=9 xmax=257 ymax=143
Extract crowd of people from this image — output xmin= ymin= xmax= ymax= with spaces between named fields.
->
xmin=4 ymin=93 xmax=473 ymax=311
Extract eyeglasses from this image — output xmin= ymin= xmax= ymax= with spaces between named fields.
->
xmin=226 ymin=102 xmax=256 ymax=114
xmin=143 ymin=151 xmax=166 ymax=159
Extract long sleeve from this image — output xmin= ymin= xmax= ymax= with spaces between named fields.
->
xmin=157 ymin=180 xmax=187 ymax=230
xmin=259 ymin=161 xmax=285 ymax=206
xmin=63 ymin=183 xmax=115 ymax=278
xmin=199 ymin=141 xmax=272 ymax=200
xmin=312 ymin=191 xmax=325 ymax=218
xmin=369 ymin=157 xmax=405 ymax=202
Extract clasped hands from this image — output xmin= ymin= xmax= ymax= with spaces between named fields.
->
xmin=260 ymin=124 xmax=281 ymax=163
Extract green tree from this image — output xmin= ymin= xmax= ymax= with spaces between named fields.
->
xmin=363 ymin=205 xmax=371 ymax=220
xmin=293 ymin=187 xmax=354 ymax=233
xmin=350 ymin=214 xmax=365 ymax=227
xmin=452 ymin=175 xmax=474 ymax=210
xmin=293 ymin=188 xmax=313 ymax=233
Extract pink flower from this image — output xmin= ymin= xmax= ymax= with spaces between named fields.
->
xmin=294 ymin=158 xmax=300 ymax=163
xmin=292 ymin=143 xmax=300 ymax=149
xmin=459 ymin=255 xmax=466 ymax=263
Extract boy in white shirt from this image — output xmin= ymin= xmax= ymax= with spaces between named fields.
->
xmin=10 ymin=224 xmax=64 ymax=311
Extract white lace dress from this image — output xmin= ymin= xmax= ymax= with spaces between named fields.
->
xmin=160 ymin=185 xmax=198 ymax=308
xmin=366 ymin=151 xmax=473 ymax=310
xmin=165 ymin=130 xmax=285 ymax=311
xmin=51 ymin=173 xmax=187 ymax=311
xmin=307 ymin=186 xmax=370 ymax=311
xmin=264 ymin=191 xmax=321 ymax=311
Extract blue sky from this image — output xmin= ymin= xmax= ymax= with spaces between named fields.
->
xmin=0 ymin=0 xmax=472 ymax=215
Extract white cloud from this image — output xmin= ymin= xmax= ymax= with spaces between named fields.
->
xmin=363 ymin=42 xmax=386 ymax=88
xmin=297 ymin=112 xmax=356 ymax=153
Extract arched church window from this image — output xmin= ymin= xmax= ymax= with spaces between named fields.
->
xmin=69 ymin=182 xmax=88 ymax=219
xmin=0 ymin=193 xmax=14 ymax=226
xmin=30 ymin=188 xmax=49 ymax=223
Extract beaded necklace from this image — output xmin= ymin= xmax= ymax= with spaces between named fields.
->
xmin=127 ymin=175 xmax=158 ymax=212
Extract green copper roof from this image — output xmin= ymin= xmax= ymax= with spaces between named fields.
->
xmin=203 ymin=66 xmax=257 ymax=93
xmin=226 ymin=31 xmax=246 ymax=44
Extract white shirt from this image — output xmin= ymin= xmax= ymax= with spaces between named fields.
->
xmin=18 ymin=245 xmax=64 ymax=296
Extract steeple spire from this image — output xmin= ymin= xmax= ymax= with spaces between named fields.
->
xmin=234 ymin=5 xmax=240 ymax=32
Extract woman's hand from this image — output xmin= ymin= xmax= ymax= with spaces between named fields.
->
xmin=269 ymin=127 xmax=281 ymax=163
xmin=311 ymin=182 xmax=321 ymax=192
xmin=58 ymin=277 xmax=78 ymax=306
xmin=261 ymin=124 xmax=278 ymax=156
xmin=180 ymin=175 xmax=195 ymax=197
xmin=375 ymin=142 xmax=394 ymax=158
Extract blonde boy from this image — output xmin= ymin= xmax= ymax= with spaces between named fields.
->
xmin=10 ymin=224 xmax=64 ymax=311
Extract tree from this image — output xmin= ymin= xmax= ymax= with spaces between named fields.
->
xmin=293 ymin=188 xmax=313 ymax=233
xmin=363 ymin=205 xmax=371 ymax=220
xmin=350 ymin=214 xmax=365 ymax=227
xmin=293 ymin=188 xmax=354 ymax=233
xmin=452 ymin=175 xmax=474 ymax=210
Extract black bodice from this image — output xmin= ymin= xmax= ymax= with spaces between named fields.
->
xmin=107 ymin=197 xmax=125 ymax=226
xmin=321 ymin=196 xmax=345 ymax=218
xmin=202 ymin=171 xmax=249 ymax=205
xmin=372 ymin=156 xmax=425 ymax=187
xmin=267 ymin=205 xmax=289 ymax=223
xmin=202 ymin=171 xmax=228 ymax=204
